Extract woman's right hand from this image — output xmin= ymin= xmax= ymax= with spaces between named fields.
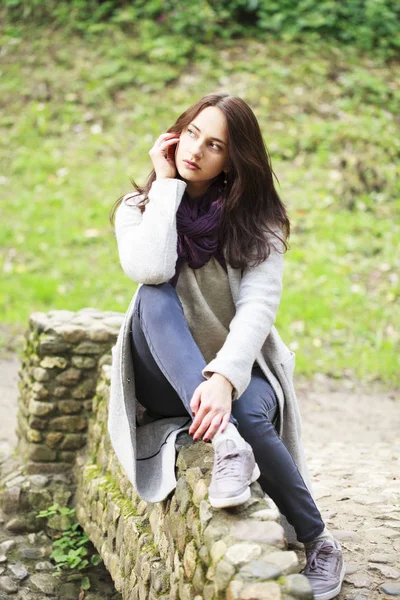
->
xmin=149 ymin=132 xmax=180 ymax=180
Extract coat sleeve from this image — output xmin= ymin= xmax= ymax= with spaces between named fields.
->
xmin=114 ymin=178 xmax=187 ymax=285
xmin=201 ymin=237 xmax=284 ymax=400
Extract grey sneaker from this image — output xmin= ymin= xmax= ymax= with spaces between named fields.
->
xmin=208 ymin=439 xmax=261 ymax=508
xmin=301 ymin=538 xmax=345 ymax=600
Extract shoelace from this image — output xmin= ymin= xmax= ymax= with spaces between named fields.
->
xmin=304 ymin=542 xmax=337 ymax=576
xmin=215 ymin=451 xmax=241 ymax=479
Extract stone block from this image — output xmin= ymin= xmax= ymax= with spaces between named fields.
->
xmin=259 ymin=551 xmax=298 ymax=575
xmin=25 ymin=462 xmax=72 ymax=475
xmin=239 ymin=581 xmax=282 ymax=600
xmin=45 ymin=432 xmax=64 ymax=448
xmin=282 ymin=574 xmax=313 ymax=599
xmin=199 ymin=499 xmax=214 ymax=531
xmin=193 ymin=479 xmax=208 ymax=506
xmin=175 ymin=477 xmax=192 ymax=514
xmin=33 ymin=367 xmax=50 ymax=382
xmin=57 ymin=400 xmax=83 ymax=414
xmin=40 ymin=356 xmax=69 ymax=369
xmin=75 ymin=341 xmax=107 ymax=355
xmin=55 ymin=368 xmax=82 ymax=386
xmin=28 ymin=416 xmax=47 ymax=430
xmin=210 ymin=539 xmax=227 ymax=564
xmin=27 ymin=489 xmax=53 ymax=512
xmin=5 ymin=514 xmax=41 ymax=534
xmin=28 ymin=399 xmax=55 ymax=417
xmin=150 ymin=562 xmax=170 ymax=594
xmin=71 ymin=355 xmax=96 ymax=369
xmin=58 ymin=451 xmax=77 ymax=463
xmin=71 ymin=378 xmax=97 ymax=399
xmin=225 ymin=542 xmax=262 ymax=567
xmin=49 ymin=416 xmax=87 ymax=432
xmin=26 ymin=428 xmax=43 ymax=443
xmin=199 ymin=544 xmax=210 ymax=568
xmin=238 ymin=560 xmax=281 ymax=582
xmin=87 ymin=327 xmax=111 ymax=342
xmin=183 ymin=540 xmax=197 ymax=580
xmin=53 ymin=385 xmax=69 ymax=398
xmin=214 ymin=559 xmax=235 ymax=591
xmin=203 ymin=515 xmax=230 ymax=548
xmin=58 ymin=325 xmax=87 ymax=343
xmin=0 ymin=486 xmax=21 ymax=514
xmin=203 ymin=584 xmax=217 ymax=600
xmin=38 ymin=335 xmax=71 ymax=355
xmin=31 ymin=382 xmax=49 ymax=400
xmin=227 ymin=580 xmax=244 ymax=600
xmin=231 ymin=519 xmax=286 ymax=548
xmin=186 ymin=467 xmax=203 ymax=491
xmin=28 ymin=444 xmax=57 ymax=462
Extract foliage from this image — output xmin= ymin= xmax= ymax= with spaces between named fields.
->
xmin=1 ymin=0 xmax=400 ymax=59
xmin=35 ymin=503 xmax=102 ymax=581
xmin=0 ymin=26 xmax=399 ymax=385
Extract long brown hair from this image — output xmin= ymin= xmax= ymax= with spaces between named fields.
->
xmin=110 ymin=92 xmax=290 ymax=270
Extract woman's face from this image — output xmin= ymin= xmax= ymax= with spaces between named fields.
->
xmin=175 ymin=106 xmax=229 ymax=193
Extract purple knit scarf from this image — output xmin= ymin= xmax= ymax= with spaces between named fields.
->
xmin=168 ymin=187 xmax=227 ymax=288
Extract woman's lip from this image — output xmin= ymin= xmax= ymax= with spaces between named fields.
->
xmin=183 ymin=160 xmax=200 ymax=170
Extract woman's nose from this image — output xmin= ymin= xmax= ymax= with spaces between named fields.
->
xmin=191 ymin=141 xmax=203 ymax=157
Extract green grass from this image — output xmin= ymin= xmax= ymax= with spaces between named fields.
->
xmin=0 ymin=25 xmax=399 ymax=385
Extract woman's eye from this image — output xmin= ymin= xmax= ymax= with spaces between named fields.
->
xmin=187 ymin=129 xmax=195 ymax=137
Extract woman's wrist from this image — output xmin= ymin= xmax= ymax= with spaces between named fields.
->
xmin=210 ymin=372 xmax=234 ymax=391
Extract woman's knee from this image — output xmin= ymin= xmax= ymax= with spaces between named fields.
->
xmin=232 ymin=387 xmax=278 ymax=429
xmin=136 ymin=283 xmax=182 ymax=320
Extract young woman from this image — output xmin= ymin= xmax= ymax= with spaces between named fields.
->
xmin=108 ymin=92 xmax=345 ymax=600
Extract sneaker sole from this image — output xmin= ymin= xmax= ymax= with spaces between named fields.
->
xmin=208 ymin=463 xmax=261 ymax=509
xmin=312 ymin=561 xmax=346 ymax=600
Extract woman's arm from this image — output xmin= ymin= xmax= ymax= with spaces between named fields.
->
xmin=115 ymin=178 xmax=187 ymax=284
xmin=202 ymin=237 xmax=284 ymax=400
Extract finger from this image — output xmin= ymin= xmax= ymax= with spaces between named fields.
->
xmin=159 ymin=137 xmax=180 ymax=151
xmin=155 ymin=133 xmax=179 ymax=145
xmin=203 ymin=414 xmax=224 ymax=442
xmin=189 ymin=405 xmax=206 ymax=436
xmin=217 ymin=413 xmax=231 ymax=435
xmin=190 ymin=388 xmax=201 ymax=416
xmin=192 ymin=412 xmax=215 ymax=441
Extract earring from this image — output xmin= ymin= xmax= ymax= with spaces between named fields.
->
xmin=224 ymin=172 xmax=228 ymax=185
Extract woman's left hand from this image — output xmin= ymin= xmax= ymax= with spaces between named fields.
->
xmin=189 ymin=374 xmax=233 ymax=442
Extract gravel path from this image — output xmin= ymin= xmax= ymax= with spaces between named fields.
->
xmin=0 ymin=358 xmax=399 ymax=599
xmin=295 ymin=377 xmax=400 ymax=599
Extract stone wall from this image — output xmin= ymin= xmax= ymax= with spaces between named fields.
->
xmin=5 ymin=309 xmax=313 ymax=600
xmin=16 ymin=309 xmax=123 ymax=474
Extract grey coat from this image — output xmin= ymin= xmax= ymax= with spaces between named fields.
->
xmin=107 ymin=178 xmax=315 ymax=544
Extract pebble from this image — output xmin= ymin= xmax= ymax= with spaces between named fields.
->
xmin=30 ymin=573 xmax=58 ymax=595
xmin=35 ymin=561 xmax=54 ymax=572
xmin=18 ymin=547 xmax=49 ymax=560
xmin=0 ymin=540 xmax=16 ymax=554
xmin=0 ymin=575 xmax=19 ymax=593
xmin=344 ymin=562 xmax=359 ymax=575
xmin=380 ymin=582 xmax=400 ymax=596
xmin=29 ymin=475 xmax=49 ymax=488
xmin=330 ymin=530 xmax=362 ymax=542
xmin=58 ymin=582 xmax=82 ymax=599
xmin=369 ymin=563 xmax=400 ymax=579
xmin=368 ymin=552 xmax=396 ymax=563
xmin=8 ymin=561 xmax=29 ymax=580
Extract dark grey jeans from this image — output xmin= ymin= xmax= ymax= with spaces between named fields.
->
xmin=131 ymin=282 xmax=325 ymax=543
